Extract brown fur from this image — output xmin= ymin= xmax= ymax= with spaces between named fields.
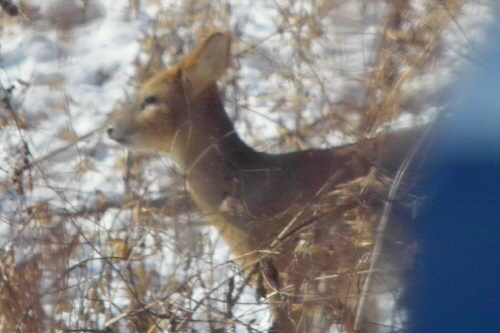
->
xmin=108 ymin=32 xmax=425 ymax=333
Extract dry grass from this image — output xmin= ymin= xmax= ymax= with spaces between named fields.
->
xmin=0 ymin=0 xmax=491 ymax=332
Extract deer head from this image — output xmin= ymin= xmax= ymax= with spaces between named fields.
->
xmin=108 ymin=32 xmax=233 ymax=169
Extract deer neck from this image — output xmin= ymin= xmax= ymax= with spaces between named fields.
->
xmin=172 ymin=84 xmax=263 ymax=211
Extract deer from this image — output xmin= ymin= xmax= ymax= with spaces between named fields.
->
xmin=108 ymin=32 xmax=426 ymax=333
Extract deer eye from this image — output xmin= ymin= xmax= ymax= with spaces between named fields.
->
xmin=141 ymin=96 xmax=158 ymax=110
xmin=144 ymin=96 xmax=158 ymax=104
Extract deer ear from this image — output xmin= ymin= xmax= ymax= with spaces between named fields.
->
xmin=182 ymin=32 xmax=231 ymax=94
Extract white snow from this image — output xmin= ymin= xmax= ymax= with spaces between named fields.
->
xmin=0 ymin=0 xmax=494 ymax=332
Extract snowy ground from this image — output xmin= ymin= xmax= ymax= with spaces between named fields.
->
xmin=0 ymin=0 xmax=494 ymax=332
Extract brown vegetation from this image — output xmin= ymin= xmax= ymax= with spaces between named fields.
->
xmin=0 ymin=0 xmax=488 ymax=332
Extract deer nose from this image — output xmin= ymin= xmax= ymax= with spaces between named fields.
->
xmin=107 ymin=125 xmax=115 ymax=138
